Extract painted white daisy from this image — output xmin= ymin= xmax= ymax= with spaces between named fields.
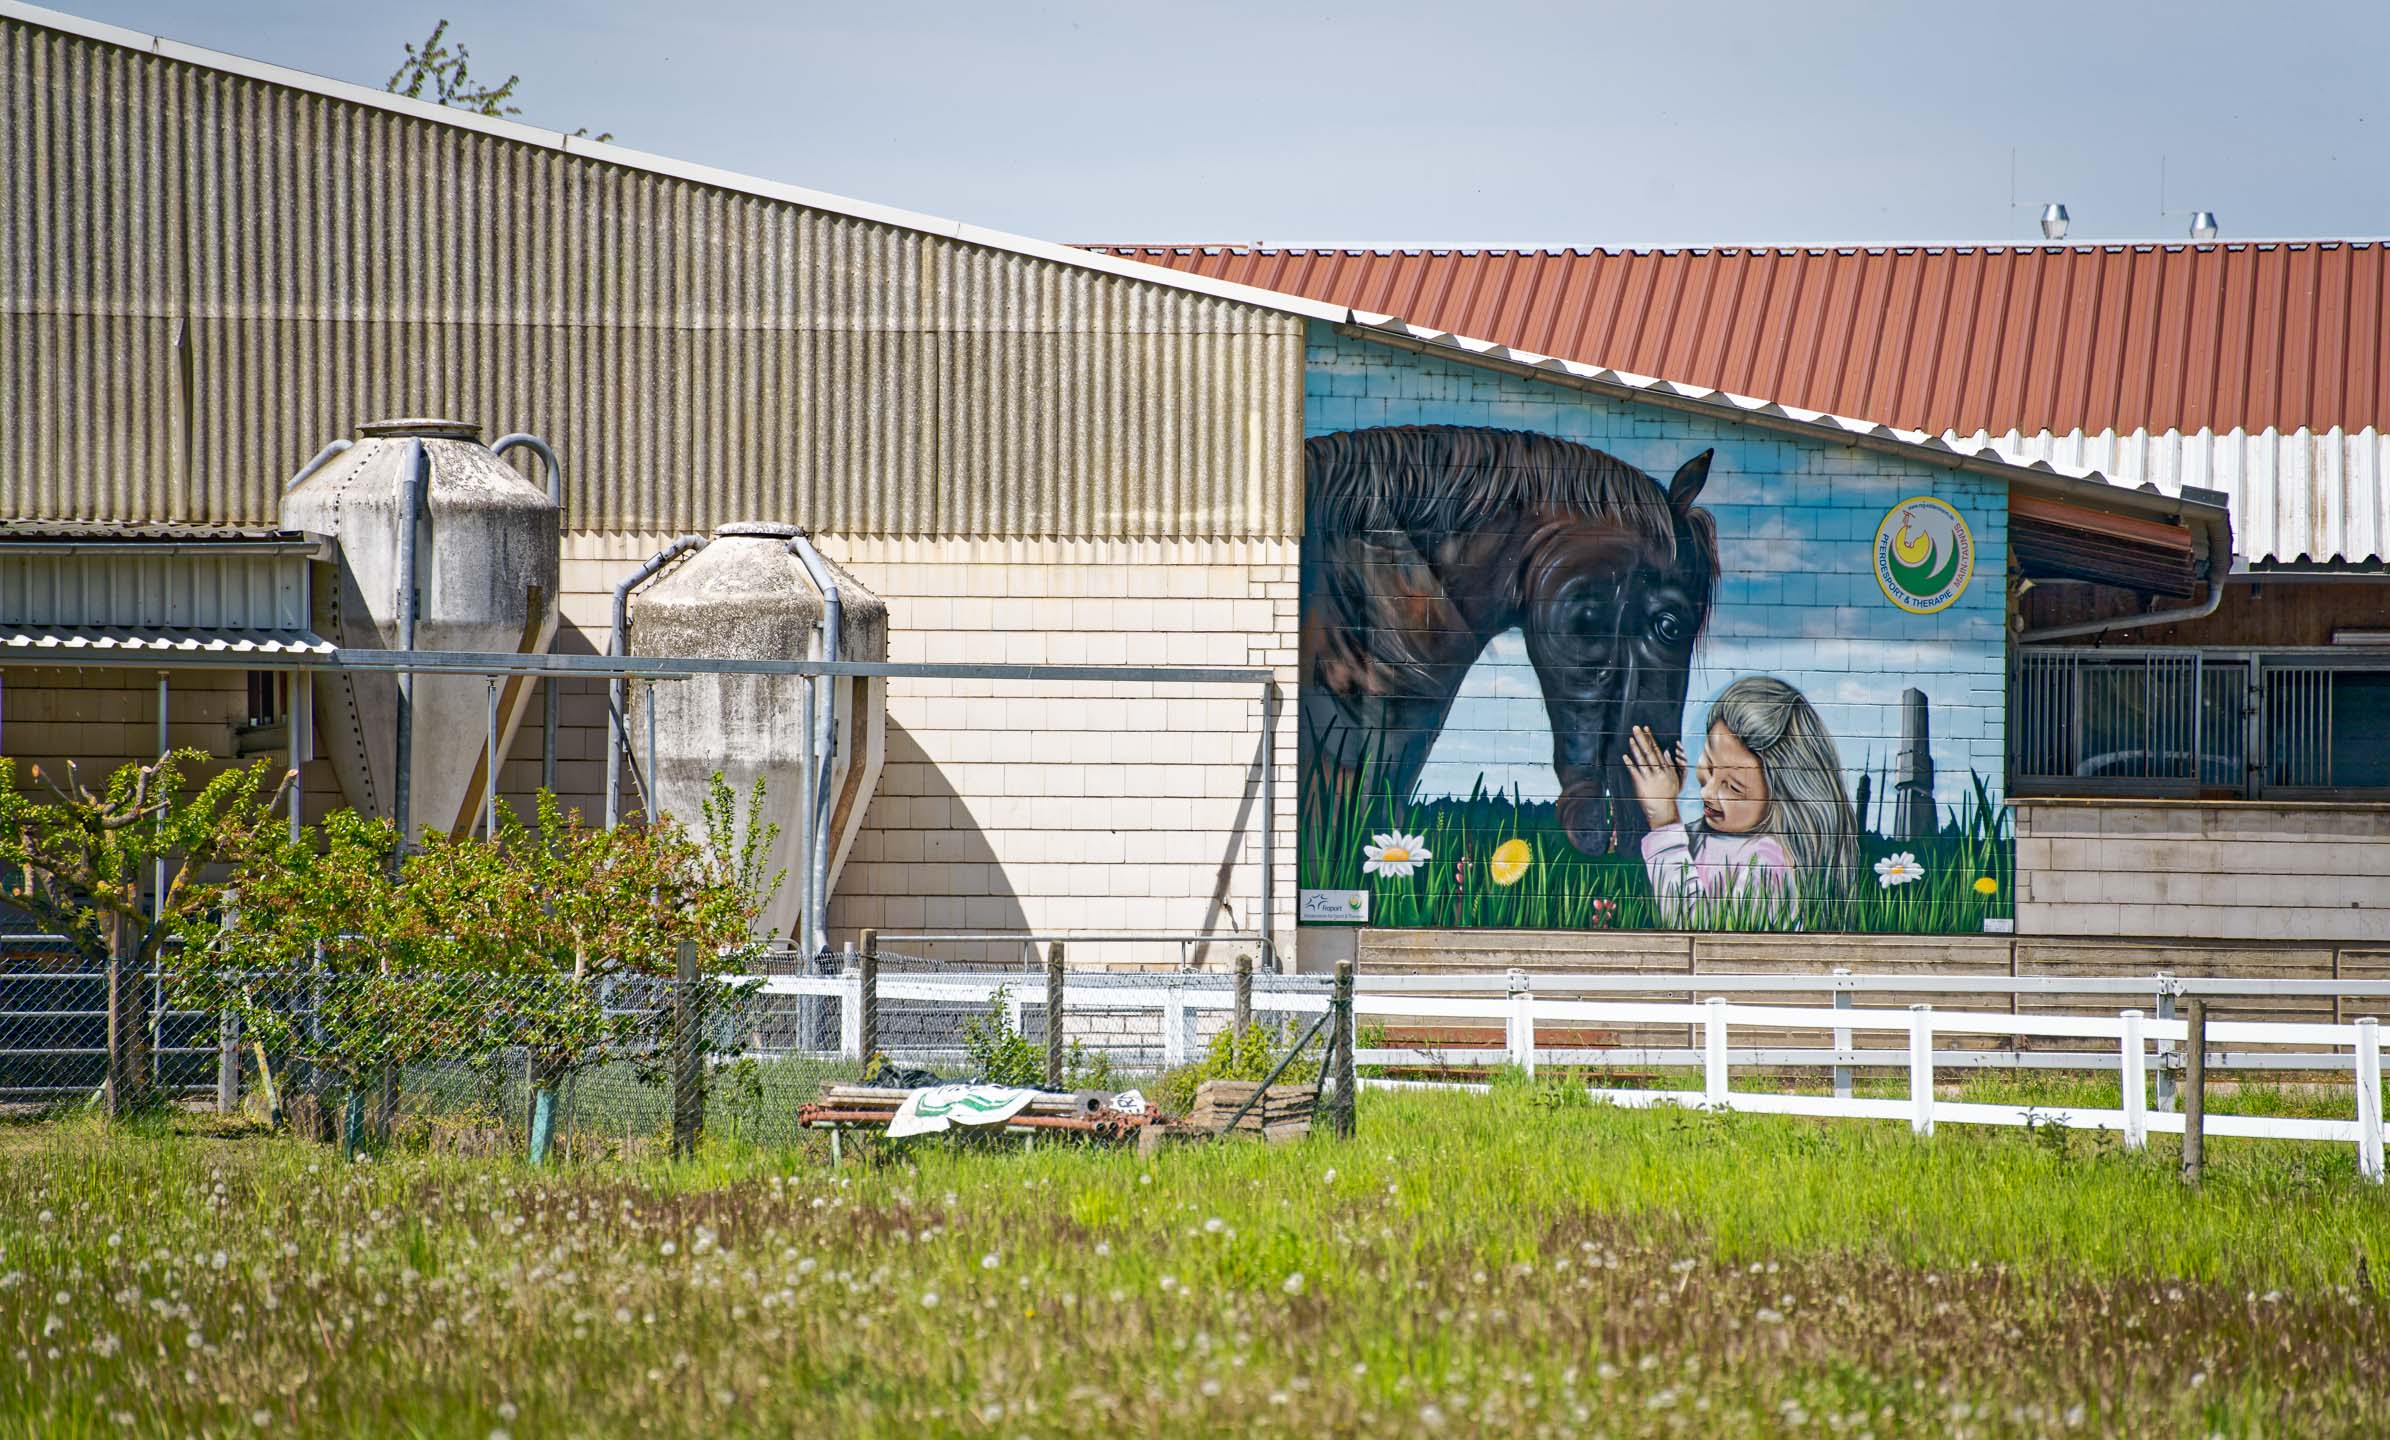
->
xmin=1873 ymin=852 xmax=1924 ymax=889
xmin=1362 ymin=832 xmax=1432 ymax=879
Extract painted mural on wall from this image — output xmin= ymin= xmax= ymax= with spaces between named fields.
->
xmin=1297 ymin=332 xmax=2011 ymax=936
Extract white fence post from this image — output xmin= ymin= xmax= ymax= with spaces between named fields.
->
xmin=2357 ymin=1017 xmax=2384 ymax=1184
xmin=1831 ymin=967 xmax=1853 ymax=1101
xmin=838 ymin=966 xmax=863 ymax=1061
xmin=1703 ymin=996 xmax=1728 ymax=1108
xmin=1507 ymin=969 xmax=1535 ymax=1076
xmin=1163 ymin=980 xmax=1187 ymax=1070
xmin=1907 ymin=1004 xmax=1934 ymax=1137
xmin=2120 ymin=1009 xmax=2147 ymax=1152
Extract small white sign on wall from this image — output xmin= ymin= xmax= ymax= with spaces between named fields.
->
xmin=1299 ymin=888 xmax=1370 ymax=924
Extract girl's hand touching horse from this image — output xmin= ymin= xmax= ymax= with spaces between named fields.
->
xmin=1623 ymin=725 xmax=1685 ymax=832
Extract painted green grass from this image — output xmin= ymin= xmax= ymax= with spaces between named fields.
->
xmin=1302 ymin=722 xmax=2013 ymax=935
xmin=2 ymin=1092 xmax=2385 ymax=1437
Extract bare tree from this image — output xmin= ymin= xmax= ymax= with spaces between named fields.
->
xmin=388 ymin=20 xmax=613 ymax=143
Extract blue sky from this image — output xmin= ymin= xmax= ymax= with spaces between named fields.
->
xmin=59 ymin=0 xmax=2390 ymax=245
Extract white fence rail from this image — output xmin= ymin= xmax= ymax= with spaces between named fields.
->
xmin=740 ymin=968 xmax=2389 ymax=1183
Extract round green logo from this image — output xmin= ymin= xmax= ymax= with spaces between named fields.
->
xmin=1872 ymin=496 xmax=1974 ymax=614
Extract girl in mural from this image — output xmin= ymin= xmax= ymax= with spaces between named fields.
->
xmin=1624 ymin=675 xmax=1860 ymax=922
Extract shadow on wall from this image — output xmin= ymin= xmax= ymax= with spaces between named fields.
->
xmin=827 ymin=715 xmax=1028 ymax=968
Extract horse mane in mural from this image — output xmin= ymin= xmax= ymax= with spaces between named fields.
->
xmin=1301 ymin=425 xmax=1719 ymax=857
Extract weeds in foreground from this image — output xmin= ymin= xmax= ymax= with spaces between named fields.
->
xmin=1 ymin=1091 xmax=2385 ymax=1437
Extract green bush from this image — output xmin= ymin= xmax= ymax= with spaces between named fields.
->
xmin=1152 ymin=1019 xmax=1322 ymax=1115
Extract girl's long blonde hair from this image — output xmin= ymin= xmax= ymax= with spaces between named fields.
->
xmin=1697 ymin=675 xmax=1861 ymax=904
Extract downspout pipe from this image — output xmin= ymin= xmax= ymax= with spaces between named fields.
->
xmin=390 ymin=440 xmax=428 ymax=850
xmin=785 ymin=532 xmax=843 ymax=962
xmin=2016 ymin=490 xmax=2236 ymax=644
xmin=605 ymin=535 xmax=710 ymax=829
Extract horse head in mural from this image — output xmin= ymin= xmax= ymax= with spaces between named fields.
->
xmin=1302 ymin=426 xmax=1718 ymax=857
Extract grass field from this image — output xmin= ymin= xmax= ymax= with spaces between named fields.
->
xmin=4 ymin=1085 xmax=2385 ymax=1438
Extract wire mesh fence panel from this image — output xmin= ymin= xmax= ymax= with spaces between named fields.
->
xmin=0 ymin=961 xmax=233 ymax=1106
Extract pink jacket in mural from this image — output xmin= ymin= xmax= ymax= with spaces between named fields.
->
xmin=1639 ymin=823 xmax=1794 ymax=906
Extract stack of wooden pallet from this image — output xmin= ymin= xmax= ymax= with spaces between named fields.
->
xmin=1188 ymin=1080 xmax=1315 ymax=1141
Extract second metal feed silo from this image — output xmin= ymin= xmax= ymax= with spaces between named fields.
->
xmin=624 ymin=524 xmax=888 ymax=954
xmin=281 ymin=419 xmax=562 ymax=840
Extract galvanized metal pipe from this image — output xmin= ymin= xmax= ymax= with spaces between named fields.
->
xmin=489 ymin=433 xmax=563 ymax=511
xmin=785 ymin=534 xmax=843 ymax=961
xmin=390 ymin=440 xmax=428 ymax=849
xmin=604 ymin=535 xmax=709 ymax=829
xmin=485 ymin=678 xmax=500 ymax=838
xmin=287 ymin=666 xmax=306 ymax=846
xmin=153 ymin=672 xmax=167 ymax=919
xmin=285 ymin=438 xmax=352 ymax=491
xmin=1260 ymin=680 xmax=1277 ymax=970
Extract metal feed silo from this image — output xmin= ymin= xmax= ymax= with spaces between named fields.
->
xmin=281 ymin=418 xmax=562 ymax=840
xmin=625 ymin=523 xmax=888 ymax=954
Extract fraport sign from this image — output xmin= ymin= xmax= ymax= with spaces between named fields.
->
xmin=1299 ymin=888 xmax=1370 ymax=924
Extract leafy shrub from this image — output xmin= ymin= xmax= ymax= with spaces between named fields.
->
xmin=961 ymin=987 xmax=1045 ymax=1087
xmin=1152 ymin=1019 xmax=1322 ymax=1116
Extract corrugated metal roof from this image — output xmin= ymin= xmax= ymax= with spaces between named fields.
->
xmin=1100 ymin=245 xmax=2386 ymax=565
xmin=0 ymin=626 xmax=333 ymax=656
xmin=1980 ymin=426 xmax=2390 ymax=568
xmin=0 ymin=3 xmax=2252 ymax=554
xmin=1334 ymin=313 xmax=2217 ymax=506
xmin=1084 ymin=243 xmax=2390 ymax=436
xmin=0 ymin=522 xmax=321 ymax=551
xmin=0 ymin=543 xmax=312 ymax=632
xmin=0 ymin=3 xmax=1309 ymax=540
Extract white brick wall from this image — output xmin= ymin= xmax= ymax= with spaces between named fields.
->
xmin=553 ymin=531 xmax=1301 ymax=969
xmin=2017 ymin=800 xmax=2390 ymax=941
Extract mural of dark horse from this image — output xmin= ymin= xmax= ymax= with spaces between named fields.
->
xmin=1302 ymin=426 xmax=1718 ymax=857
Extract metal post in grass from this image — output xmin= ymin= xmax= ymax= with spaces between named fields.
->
xmin=1319 ymin=959 xmax=1354 ymax=1138
xmin=858 ymin=928 xmax=880 ymax=1072
xmin=2181 ymin=999 xmax=2208 ymax=1185
xmin=2354 ymin=1017 xmax=2382 ymax=1184
xmin=1234 ymin=951 xmax=1253 ymax=1036
xmin=216 ymin=1008 xmax=242 ymax=1116
xmin=1907 ymin=1004 xmax=1935 ymax=1137
xmin=1044 ymin=940 xmax=1065 ymax=1089
xmin=1832 ymin=968 xmax=1854 ymax=1102
xmin=2120 ymin=1009 xmax=2148 ymax=1152
xmin=2155 ymin=976 xmax=2178 ymax=1113
xmin=671 ymin=938 xmax=703 ymax=1161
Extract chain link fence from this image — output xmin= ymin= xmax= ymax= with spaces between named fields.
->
xmin=0 ymin=939 xmax=1351 ymax=1152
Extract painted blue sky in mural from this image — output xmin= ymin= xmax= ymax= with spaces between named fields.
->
xmin=1301 ymin=323 xmax=2009 ymax=825
xmin=1415 ymin=489 xmax=2008 ymax=815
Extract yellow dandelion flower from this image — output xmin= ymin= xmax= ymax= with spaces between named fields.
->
xmin=1489 ymin=838 xmax=1534 ymax=888
xmin=1973 ymin=876 xmax=1999 ymax=895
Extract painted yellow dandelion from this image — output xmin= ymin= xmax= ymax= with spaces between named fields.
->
xmin=1489 ymin=837 xmax=1534 ymax=888
xmin=1973 ymin=876 xmax=1999 ymax=895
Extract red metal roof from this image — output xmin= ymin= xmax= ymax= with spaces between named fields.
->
xmin=1081 ymin=243 xmax=2390 ymax=438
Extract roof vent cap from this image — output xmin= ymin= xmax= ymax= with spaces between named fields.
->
xmin=2189 ymin=210 xmax=2219 ymax=241
xmin=2039 ymin=203 xmax=2070 ymax=241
